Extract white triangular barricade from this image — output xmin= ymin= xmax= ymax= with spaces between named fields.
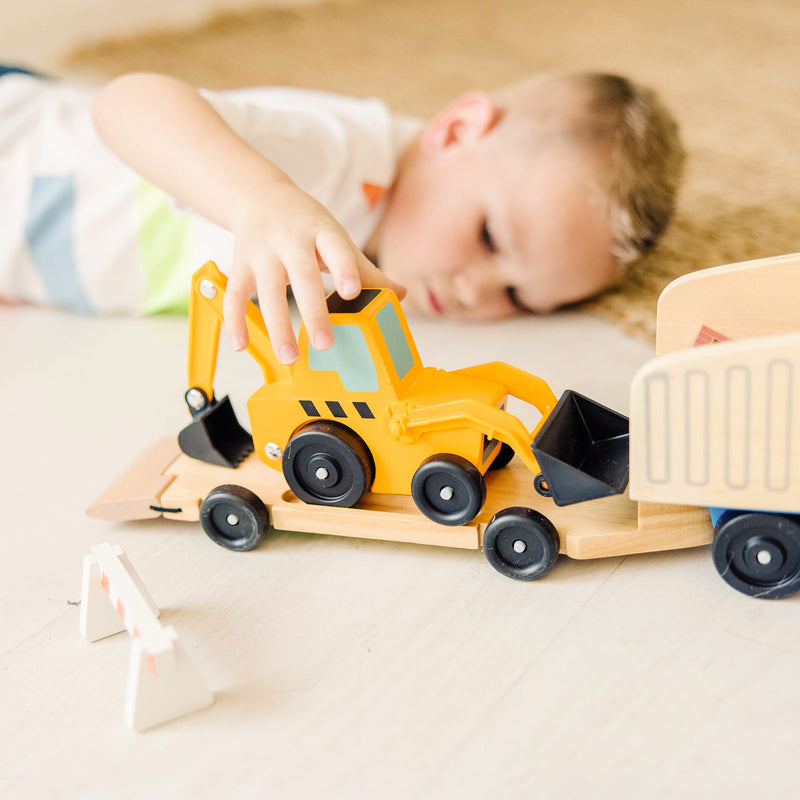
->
xmin=125 ymin=625 xmax=214 ymax=732
xmin=79 ymin=542 xmax=214 ymax=731
xmin=80 ymin=543 xmax=159 ymax=641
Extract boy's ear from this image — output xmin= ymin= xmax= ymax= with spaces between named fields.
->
xmin=421 ymin=92 xmax=500 ymax=156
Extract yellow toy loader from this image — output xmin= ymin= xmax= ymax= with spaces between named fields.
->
xmin=179 ymin=260 xmax=628 ymax=534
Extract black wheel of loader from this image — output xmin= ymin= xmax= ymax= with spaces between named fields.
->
xmin=200 ymin=484 xmax=270 ymax=552
xmin=283 ymin=420 xmax=374 ymax=508
xmin=487 ymin=442 xmax=515 ymax=471
xmin=712 ymin=512 xmax=800 ymax=599
xmin=483 ymin=507 xmax=560 ymax=581
xmin=411 ymin=454 xmax=486 ymax=526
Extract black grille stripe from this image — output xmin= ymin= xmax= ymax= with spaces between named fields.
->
xmin=326 ymin=400 xmax=347 ymax=418
xmin=353 ymin=402 xmax=375 ymax=419
xmin=300 ymin=400 xmax=320 ymax=417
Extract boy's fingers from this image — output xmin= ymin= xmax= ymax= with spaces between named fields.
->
xmin=223 ymin=268 xmax=256 ymax=350
xmin=356 ymin=252 xmax=407 ymax=299
xmin=255 ymin=267 xmax=298 ymax=365
xmin=316 ymin=229 xmax=407 ymax=301
xmin=315 ymin=230 xmax=361 ymax=298
xmin=286 ymin=245 xmax=335 ymax=352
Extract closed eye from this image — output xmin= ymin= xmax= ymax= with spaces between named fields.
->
xmin=480 ymin=220 xmax=496 ymax=254
xmin=505 ymin=286 xmax=535 ymax=314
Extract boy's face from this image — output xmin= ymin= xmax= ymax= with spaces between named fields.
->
xmin=370 ymin=92 xmax=618 ymax=321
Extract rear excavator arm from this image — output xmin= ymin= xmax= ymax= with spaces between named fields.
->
xmin=179 ymin=261 xmax=292 ymax=467
xmin=186 ymin=261 xmax=291 ymax=398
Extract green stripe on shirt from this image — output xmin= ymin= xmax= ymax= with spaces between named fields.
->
xmin=136 ymin=180 xmax=196 ymax=315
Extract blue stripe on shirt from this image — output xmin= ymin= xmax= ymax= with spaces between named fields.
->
xmin=25 ymin=175 xmax=93 ymax=313
xmin=0 ymin=66 xmax=41 ymax=79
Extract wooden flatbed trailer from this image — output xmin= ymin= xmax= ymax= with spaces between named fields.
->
xmin=88 ymin=434 xmax=710 ymax=563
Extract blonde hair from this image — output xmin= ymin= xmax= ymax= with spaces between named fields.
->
xmin=492 ymin=71 xmax=686 ymax=267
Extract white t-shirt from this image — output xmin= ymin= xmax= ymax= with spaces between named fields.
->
xmin=0 ymin=73 xmax=421 ymax=314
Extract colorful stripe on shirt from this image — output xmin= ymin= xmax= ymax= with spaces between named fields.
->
xmin=0 ymin=66 xmax=42 ymax=80
xmin=25 ymin=174 xmax=93 ymax=313
xmin=136 ymin=180 xmax=197 ymax=315
xmin=22 ymin=174 xmax=199 ymax=315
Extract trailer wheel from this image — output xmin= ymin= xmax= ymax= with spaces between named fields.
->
xmin=483 ymin=507 xmax=560 ymax=581
xmin=411 ymin=454 xmax=486 ymax=526
xmin=200 ymin=484 xmax=270 ymax=552
xmin=712 ymin=512 xmax=800 ymax=599
xmin=283 ymin=420 xmax=374 ymax=508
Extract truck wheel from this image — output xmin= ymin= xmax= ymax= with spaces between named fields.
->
xmin=283 ymin=420 xmax=374 ymax=508
xmin=712 ymin=512 xmax=800 ymax=599
xmin=411 ymin=454 xmax=486 ymax=526
xmin=483 ymin=507 xmax=560 ymax=581
xmin=200 ymin=484 xmax=270 ymax=551
xmin=487 ymin=442 xmax=515 ymax=471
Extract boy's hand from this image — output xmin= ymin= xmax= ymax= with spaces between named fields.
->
xmin=91 ymin=72 xmax=402 ymax=357
xmin=224 ymin=181 xmax=405 ymax=364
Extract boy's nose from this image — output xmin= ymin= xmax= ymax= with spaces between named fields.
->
xmin=452 ymin=268 xmax=498 ymax=309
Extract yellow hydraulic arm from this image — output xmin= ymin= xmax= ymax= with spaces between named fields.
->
xmin=386 ymin=362 xmax=558 ymax=475
xmin=186 ymin=261 xmax=292 ymax=400
xmin=180 ymin=261 xmax=292 ymax=467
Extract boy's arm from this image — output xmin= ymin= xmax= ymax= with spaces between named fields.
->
xmin=92 ymin=72 xmax=404 ymax=363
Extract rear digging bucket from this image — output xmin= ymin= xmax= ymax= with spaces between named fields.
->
xmin=531 ymin=390 xmax=629 ymax=506
xmin=178 ymin=395 xmax=254 ymax=468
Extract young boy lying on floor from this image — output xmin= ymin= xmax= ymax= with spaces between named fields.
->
xmin=0 ymin=67 xmax=684 ymax=363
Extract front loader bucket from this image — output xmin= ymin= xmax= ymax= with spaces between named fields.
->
xmin=531 ymin=390 xmax=629 ymax=506
xmin=178 ymin=395 xmax=254 ymax=468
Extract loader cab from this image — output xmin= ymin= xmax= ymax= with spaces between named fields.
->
xmin=293 ymin=288 xmax=423 ymax=399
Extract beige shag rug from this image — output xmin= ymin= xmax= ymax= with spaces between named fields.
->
xmin=64 ymin=0 xmax=800 ymax=341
